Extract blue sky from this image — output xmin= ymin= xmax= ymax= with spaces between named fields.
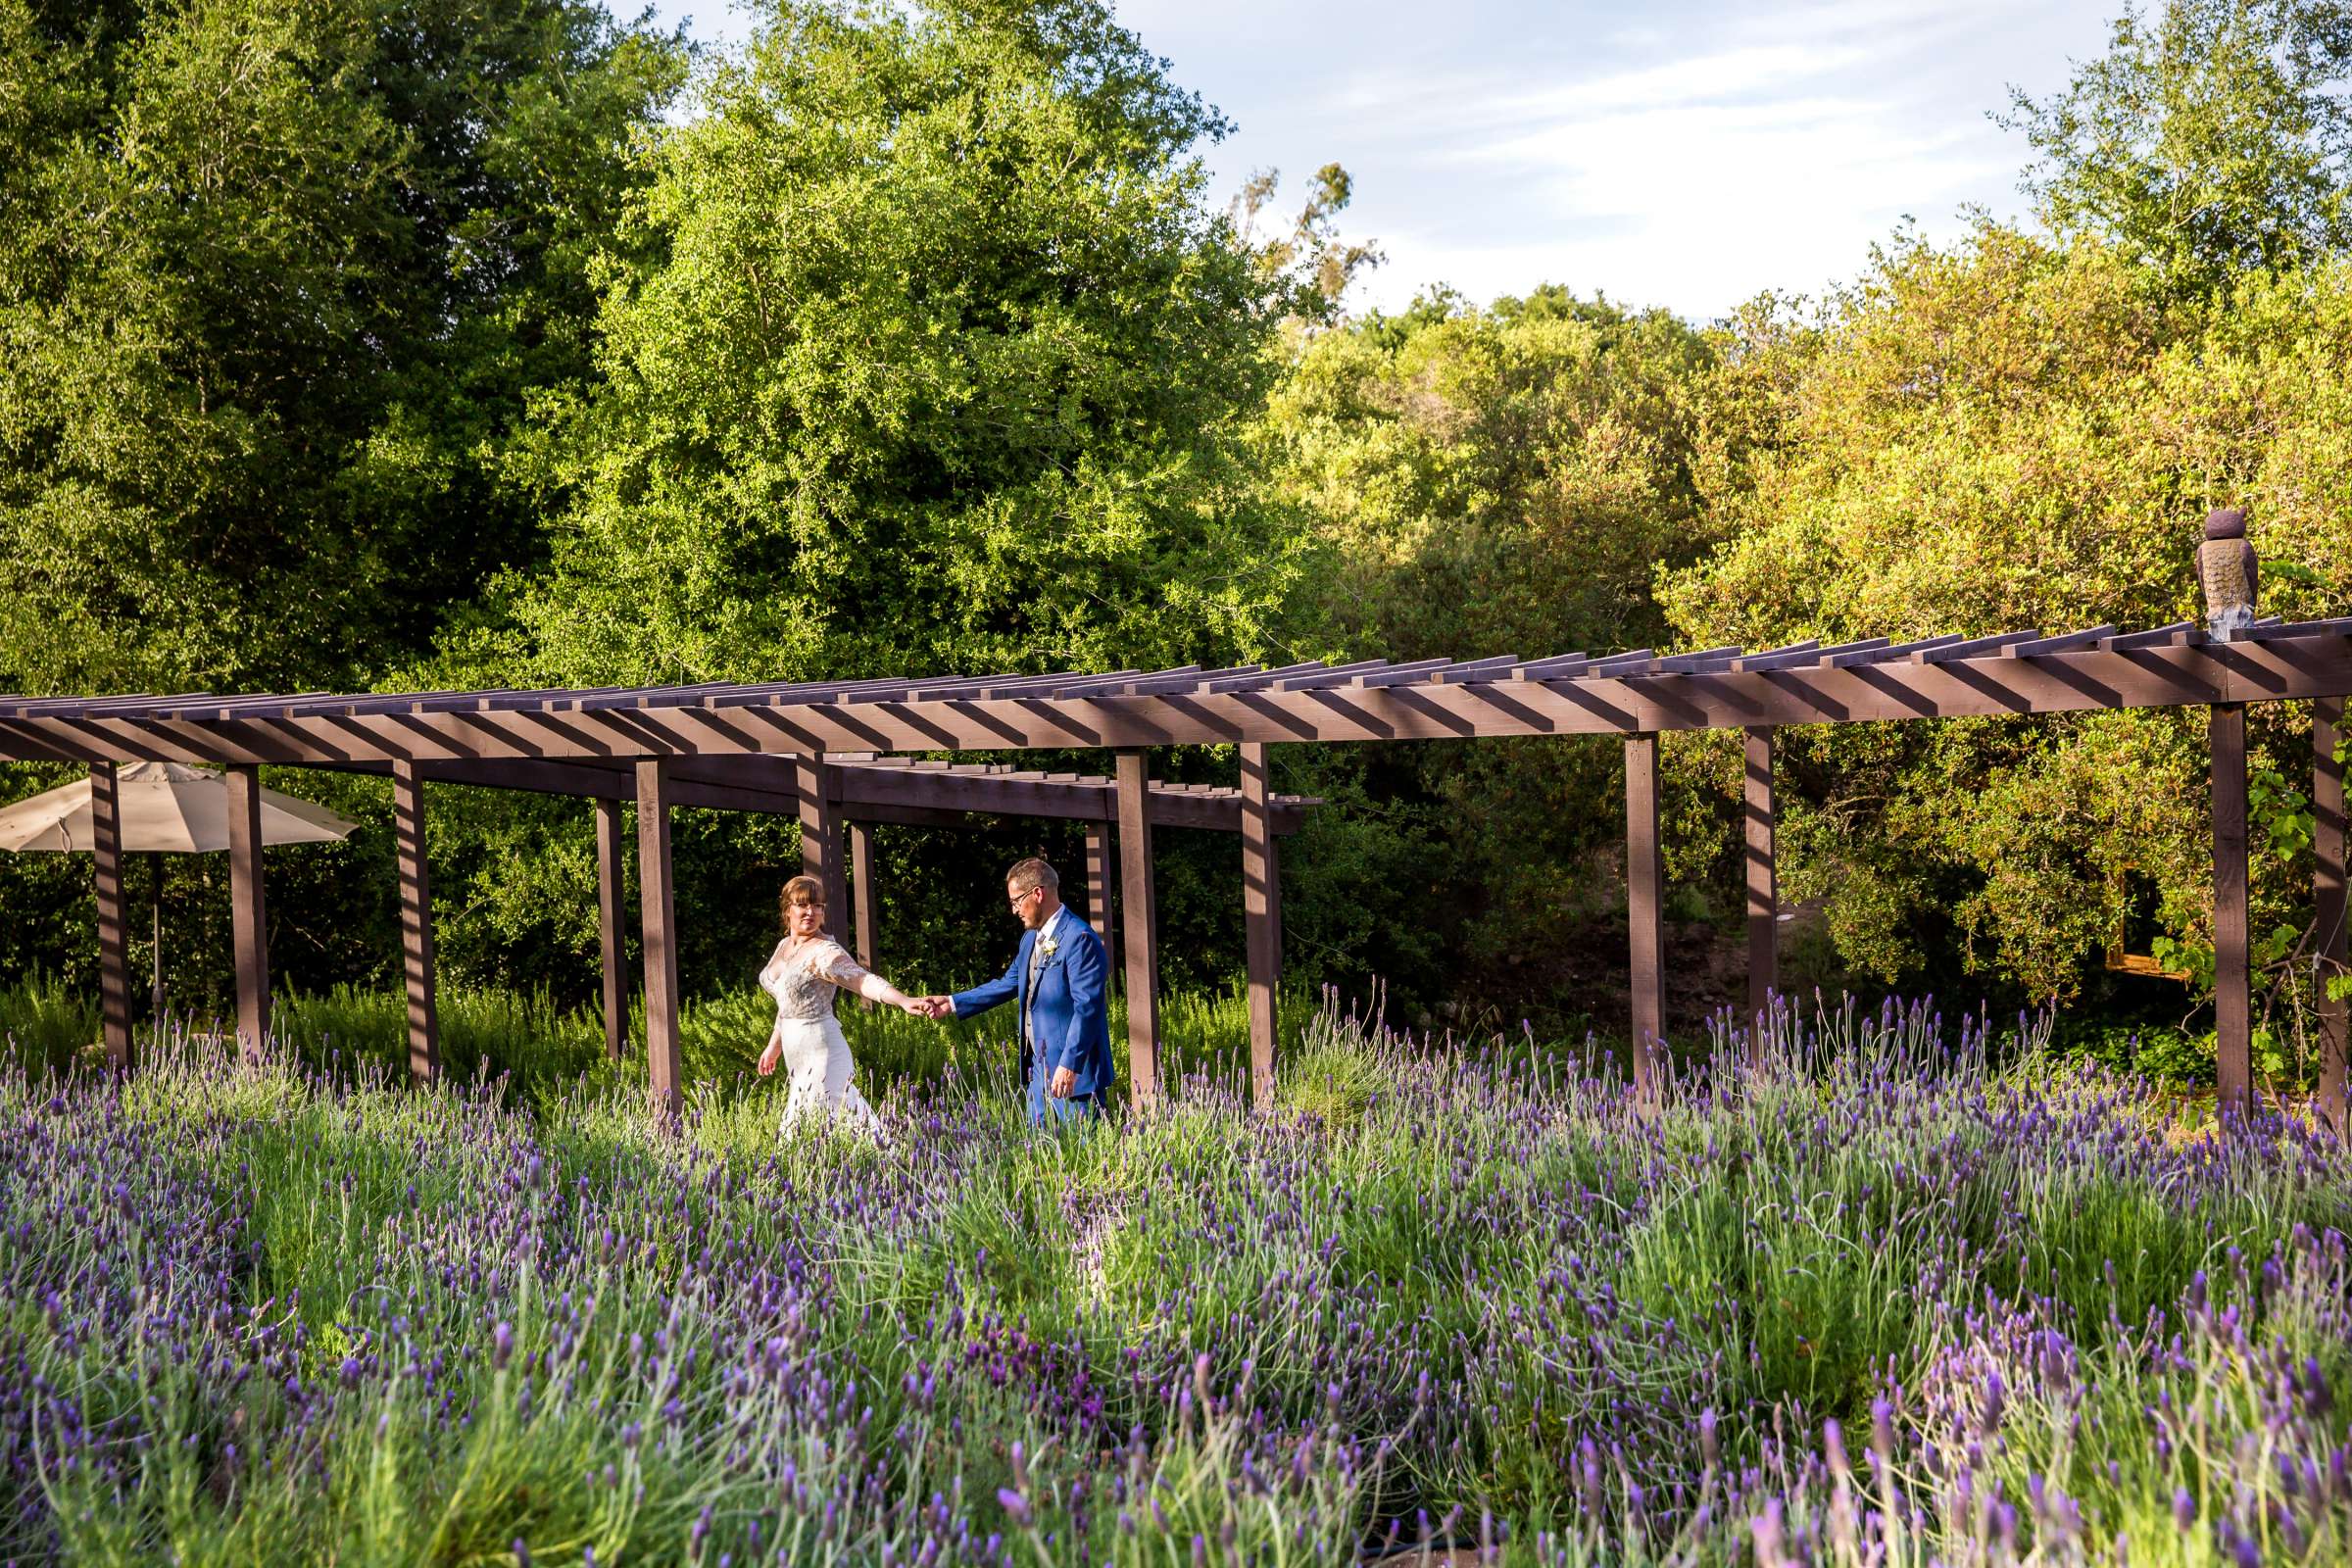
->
xmin=644 ymin=0 xmax=2122 ymax=322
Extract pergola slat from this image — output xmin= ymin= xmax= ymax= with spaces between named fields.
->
xmin=1653 ymin=647 xmax=1741 ymax=674
xmin=1737 ymin=638 xmax=1884 ymax=673
xmin=2246 ymin=616 xmax=2352 ymax=643
xmin=1208 ymin=662 xmax=1325 ymax=694
xmin=2107 ymin=621 xmax=2200 ymax=651
xmin=1827 ymin=634 xmax=1963 ymax=666
xmin=1428 ymin=654 xmax=1528 ymax=682
xmin=1047 ymin=667 xmax=1197 ymax=700
xmin=1352 ymin=658 xmax=1455 ymax=687
xmin=1271 ymin=660 xmax=1392 ymax=691
xmin=1586 ymin=650 xmax=1657 ymax=674
xmin=1509 ymin=654 xmax=1592 ymax=681
xmin=1917 ymin=630 xmax=2041 ymax=662
xmin=2001 ymin=626 xmax=2116 ymax=658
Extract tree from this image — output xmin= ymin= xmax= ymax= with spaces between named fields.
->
xmin=1257 ymin=286 xmax=1719 ymax=1014
xmin=2004 ymin=0 xmax=2352 ymax=296
xmin=1661 ymin=220 xmax=2352 ymax=1048
xmin=0 ymin=0 xmax=685 ymax=696
xmin=494 ymin=0 xmax=1314 ymax=689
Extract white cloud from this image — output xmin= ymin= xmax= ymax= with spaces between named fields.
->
xmin=642 ymin=0 xmax=2124 ymax=319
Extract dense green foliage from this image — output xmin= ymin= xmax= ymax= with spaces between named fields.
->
xmin=2004 ymin=0 xmax=2352 ymax=297
xmin=484 ymin=0 xmax=1311 ymax=689
xmin=6 ymin=0 xmax=2352 ymax=1088
xmin=0 ymin=0 xmax=685 ymax=692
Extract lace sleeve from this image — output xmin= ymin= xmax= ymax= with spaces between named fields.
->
xmin=812 ymin=941 xmax=868 ymax=992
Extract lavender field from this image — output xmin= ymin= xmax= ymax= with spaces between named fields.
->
xmin=4 ymin=996 xmax=2349 ymax=1566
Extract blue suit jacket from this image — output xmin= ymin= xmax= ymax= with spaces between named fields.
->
xmin=950 ymin=911 xmax=1115 ymax=1099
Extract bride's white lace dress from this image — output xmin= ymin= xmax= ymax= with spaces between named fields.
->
xmin=759 ymin=937 xmax=885 ymax=1139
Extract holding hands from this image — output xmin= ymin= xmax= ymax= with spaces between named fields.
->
xmin=902 ymin=995 xmax=955 ymax=1020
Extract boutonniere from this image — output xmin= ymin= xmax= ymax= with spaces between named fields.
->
xmin=1038 ymin=934 xmax=1059 ymax=957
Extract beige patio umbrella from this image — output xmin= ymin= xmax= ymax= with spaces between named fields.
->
xmin=0 ymin=761 xmax=357 ymax=1015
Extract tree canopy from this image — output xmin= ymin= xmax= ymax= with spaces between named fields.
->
xmin=2004 ymin=0 xmax=2352 ymax=296
xmin=484 ymin=0 xmax=1311 ymax=690
xmin=0 ymin=0 xmax=684 ymax=694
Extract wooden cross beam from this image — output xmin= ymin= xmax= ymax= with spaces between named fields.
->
xmin=7 ymin=630 xmax=2352 ymax=766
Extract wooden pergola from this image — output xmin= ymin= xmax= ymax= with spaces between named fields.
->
xmin=3 ymin=619 xmax=2347 ymax=1128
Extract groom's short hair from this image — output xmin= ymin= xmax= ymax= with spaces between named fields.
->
xmin=1006 ymin=857 xmax=1058 ymax=896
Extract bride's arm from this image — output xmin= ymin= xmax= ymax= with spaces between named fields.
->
xmin=818 ymin=945 xmax=923 ymax=1013
xmin=851 ymin=968 xmax=922 ymax=1011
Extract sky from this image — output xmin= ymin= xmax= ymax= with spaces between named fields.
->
xmin=644 ymin=0 xmax=2123 ymax=322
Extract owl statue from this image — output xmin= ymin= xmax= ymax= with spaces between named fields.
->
xmin=2197 ymin=507 xmax=2258 ymax=640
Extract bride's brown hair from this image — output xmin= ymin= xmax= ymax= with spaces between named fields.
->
xmin=779 ymin=875 xmax=825 ymax=925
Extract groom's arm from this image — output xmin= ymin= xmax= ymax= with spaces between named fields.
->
xmin=1053 ymin=929 xmax=1107 ymax=1074
xmin=949 ymin=947 xmax=1022 ymax=1018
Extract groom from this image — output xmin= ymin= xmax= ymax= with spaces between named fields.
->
xmin=919 ymin=857 xmax=1113 ymax=1124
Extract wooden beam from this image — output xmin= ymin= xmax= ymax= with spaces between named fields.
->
xmin=1626 ymin=733 xmax=1664 ymax=1099
xmin=2316 ymin=698 xmax=2347 ymax=1138
xmin=295 ymin=755 xmax=1316 ymax=833
xmin=13 ymin=632 xmax=2352 ymax=765
xmin=1114 ymin=750 xmax=1158 ymax=1110
xmin=1743 ymin=726 xmax=1776 ymax=1056
xmin=2212 ymin=704 xmax=2253 ymax=1116
xmin=636 ymin=760 xmax=682 ymax=1118
xmin=225 ymin=763 xmax=269 ymax=1060
xmin=849 ymin=819 xmax=878 ymax=1002
xmin=1240 ymin=743 xmax=1280 ymax=1109
xmin=391 ymin=761 xmax=438 ymax=1082
xmin=89 ymin=762 xmax=132 ymax=1068
xmin=596 ymin=796 xmax=628 ymax=1064
xmin=1084 ymin=821 xmax=1119 ymax=998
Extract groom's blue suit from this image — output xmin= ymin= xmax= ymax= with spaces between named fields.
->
xmin=949 ymin=907 xmax=1114 ymax=1124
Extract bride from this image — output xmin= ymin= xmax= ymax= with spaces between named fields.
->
xmin=757 ymin=874 xmax=924 ymax=1139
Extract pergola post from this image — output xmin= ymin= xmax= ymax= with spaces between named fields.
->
xmin=1239 ymin=742 xmax=1280 ymax=1109
xmin=1625 ymin=733 xmax=1664 ymax=1099
xmin=89 ymin=762 xmax=132 ymax=1069
xmin=1743 ymin=726 xmax=1777 ymax=1057
xmin=2212 ymin=703 xmax=2253 ymax=1116
xmin=225 ymin=763 xmax=269 ymax=1060
xmin=849 ymin=820 xmax=879 ymax=974
xmin=636 ymin=759 xmax=682 ymax=1117
xmin=1083 ymin=820 xmax=1119 ymax=998
xmin=596 ymin=796 xmax=629 ymax=1063
xmin=1114 ymin=751 xmax=1159 ymax=1109
xmin=796 ymin=756 xmax=849 ymax=931
xmin=391 ymin=761 xmax=438 ymax=1082
xmin=2315 ymin=698 xmax=2348 ymax=1137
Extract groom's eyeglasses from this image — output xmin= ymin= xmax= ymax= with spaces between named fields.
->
xmin=1007 ymin=886 xmax=1040 ymax=909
